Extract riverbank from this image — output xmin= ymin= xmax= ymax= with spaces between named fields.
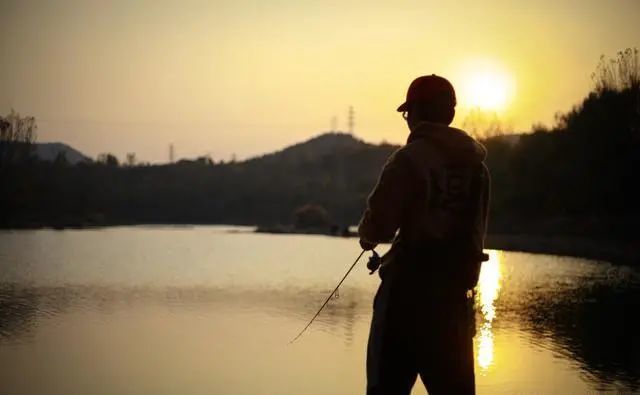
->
xmin=484 ymin=234 xmax=638 ymax=267
xmin=256 ymin=226 xmax=638 ymax=267
xmin=254 ymin=224 xmax=357 ymax=237
xmin=1 ymin=222 xmax=637 ymax=267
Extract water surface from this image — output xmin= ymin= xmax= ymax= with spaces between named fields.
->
xmin=0 ymin=226 xmax=638 ymax=394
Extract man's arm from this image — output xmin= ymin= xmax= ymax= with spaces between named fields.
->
xmin=358 ymin=150 xmax=412 ymax=249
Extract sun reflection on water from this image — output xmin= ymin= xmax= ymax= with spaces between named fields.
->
xmin=476 ymin=250 xmax=502 ymax=371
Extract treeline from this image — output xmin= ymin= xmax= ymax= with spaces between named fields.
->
xmin=484 ymin=48 xmax=640 ymax=239
xmin=1 ymin=50 xmax=639 ymax=240
xmin=0 ymin=133 xmax=394 ymax=228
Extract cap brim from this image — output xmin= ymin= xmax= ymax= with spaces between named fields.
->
xmin=396 ymin=102 xmax=408 ymax=112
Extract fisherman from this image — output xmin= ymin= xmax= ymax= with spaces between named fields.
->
xmin=359 ymin=75 xmax=490 ymax=395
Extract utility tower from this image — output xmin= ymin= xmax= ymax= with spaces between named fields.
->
xmin=126 ymin=153 xmax=136 ymax=167
xmin=169 ymin=144 xmax=175 ymax=163
xmin=331 ymin=116 xmax=337 ymax=132
xmin=348 ymin=106 xmax=354 ymax=134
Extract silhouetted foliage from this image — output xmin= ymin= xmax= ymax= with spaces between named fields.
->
xmin=0 ymin=133 xmax=392 ymax=228
xmin=462 ymin=108 xmax=512 ymax=139
xmin=592 ymin=48 xmax=639 ymax=93
xmin=0 ymin=110 xmax=37 ymax=165
xmin=293 ymin=204 xmax=331 ymax=230
xmin=97 ymin=153 xmax=120 ymax=167
xmin=483 ymin=49 xmax=640 ymax=239
xmin=53 ymin=152 xmax=69 ymax=167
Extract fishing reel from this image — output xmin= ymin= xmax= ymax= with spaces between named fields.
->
xmin=367 ymin=250 xmax=382 ymax=275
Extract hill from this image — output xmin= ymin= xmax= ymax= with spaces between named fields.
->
xmin=250 ymin=132 xmax=375 ymax=162
xmin=199 ymin=132 xmax=398 ymax=225
xmin=32 ymin=142 xmax=92 ymax=164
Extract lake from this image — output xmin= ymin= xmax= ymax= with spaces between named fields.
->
xmin=0 ymin=226 xmax=639 ymax=394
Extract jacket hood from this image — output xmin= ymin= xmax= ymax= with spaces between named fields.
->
xmin=407 ymin=121 xmax=487 ymax=163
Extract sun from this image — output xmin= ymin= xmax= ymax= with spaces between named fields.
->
xmin=467 ymin=72 xmax=508 ymax=110
xmin=456 ymin=62 xmax=514 ymax=112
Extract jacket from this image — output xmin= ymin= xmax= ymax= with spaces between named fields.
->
xmin=358 ymin=121 xmax=490 ymax=289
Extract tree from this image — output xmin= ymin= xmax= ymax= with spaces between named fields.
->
xmin=97 ymin=153 xmax=119 ymax=167
xmin=196 ymin=155 xmax=213 ymax=165
xmin=53 ymin=152 xmax=69 ymax=167
xmin=0 ymin=109 xmax=37 ymax=165
xmin=293 ymin=204 xmax=331 ymax=230
xmin=461 ymin=108 xmax=511 ymax=139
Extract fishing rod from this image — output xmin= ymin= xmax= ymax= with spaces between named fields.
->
xmin=289 ymin=248 xmax=371 ymax=344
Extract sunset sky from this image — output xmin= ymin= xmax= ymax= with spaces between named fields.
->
xmin=1 ymin=0 xmax=638 ymax=163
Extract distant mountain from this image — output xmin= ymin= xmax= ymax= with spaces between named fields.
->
xmin=215 ymin=132 xmax=398 ymax=225
xmin=246 ymin=132 xmax=387 ymax=164
xmin=32 ymin=143 xmax=91 ymax=164
xmin=267 ymin=132 xmax=372 ymax=157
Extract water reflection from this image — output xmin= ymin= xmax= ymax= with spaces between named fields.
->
xmin=516 ymin=276 xmax=640 ymax=390
xmin=1 ymin=268 xmax=639 ymax=393
xmin=475 ymin=250 xmax=502 ymax=371
xmin=0 ymin=284 xmax=372 ymax=343
xmin=1 ymin=227 xmax=640 ymax=394
xmin=0 ymin=285 xmax=38 ymax=341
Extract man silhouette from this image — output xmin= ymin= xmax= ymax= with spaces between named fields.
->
xmin=358 ymin=75 xmax=490 ymax=395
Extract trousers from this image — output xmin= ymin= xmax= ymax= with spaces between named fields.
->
xmin=366 ymin=261 xmax=476 ymax=395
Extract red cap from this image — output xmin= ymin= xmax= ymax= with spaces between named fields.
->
xmin=397 ymin=74 xmax=456 ymax=112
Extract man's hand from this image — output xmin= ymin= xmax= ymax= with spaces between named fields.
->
xmin=360 ymin=239 xmax=377 ymax=251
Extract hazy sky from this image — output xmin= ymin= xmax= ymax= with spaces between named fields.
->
xmin=1 ymin=0 xmax=638 ymax=162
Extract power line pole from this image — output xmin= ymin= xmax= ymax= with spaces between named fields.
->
xmin=169 ymin=144 xmax=174 ymax=163
xmin=331 ymin=116 xmax=337 ymax=132
xmin=126 ymin=153 xmax=136 ymax=167
xmin=348 ymin=106 xmax=354 ymax=134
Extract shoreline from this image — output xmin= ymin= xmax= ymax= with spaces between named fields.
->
xmin=0 ymin=222 xmax=637 ymax=267
xmin=253 ymin=226 xmax=638 ymax=266
xmin=484 ymin=234 xmax=638 ymax=267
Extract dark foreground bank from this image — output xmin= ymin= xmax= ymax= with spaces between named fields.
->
xmin=254 ymin=226 xmax=639 ymax=267
xmin=484 ymin=234 xmax=638 ymax=267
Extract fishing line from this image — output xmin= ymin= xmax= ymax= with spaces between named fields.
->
xmin=289 ymin=249 xmax=367 ymax=344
